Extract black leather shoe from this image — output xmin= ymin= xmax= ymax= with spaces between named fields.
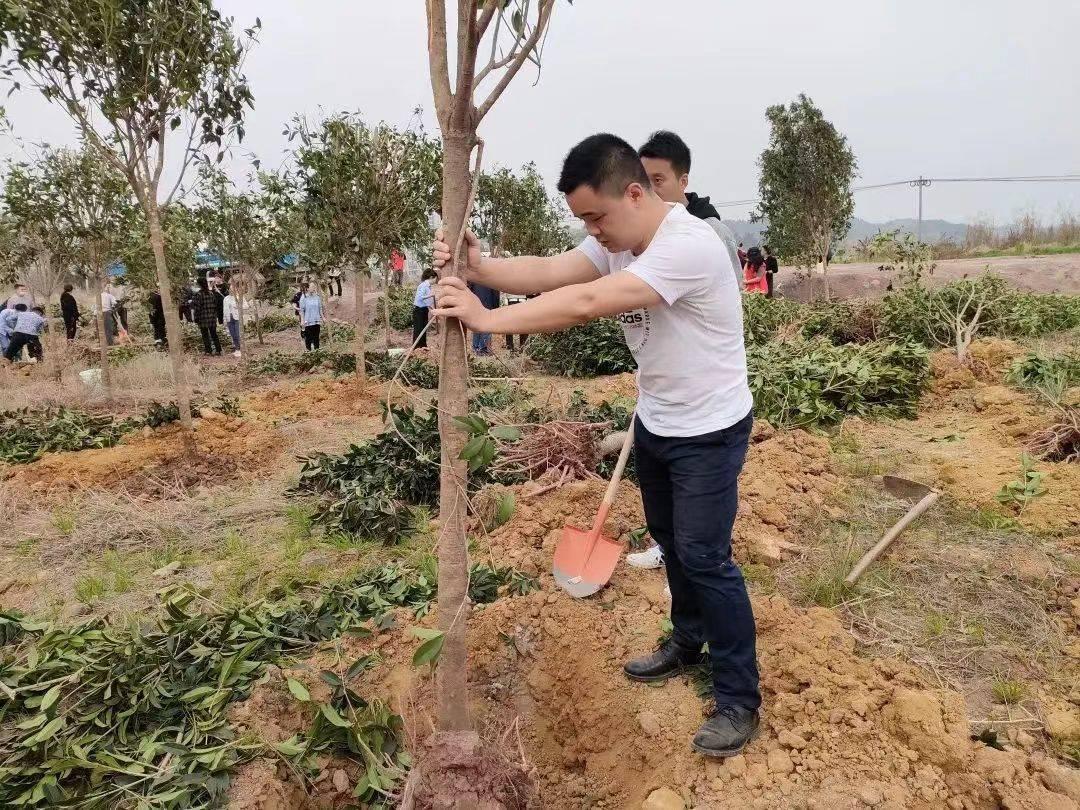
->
xmin=623 ymin=639 xmax=702 ymax=682
xmin=691 ymin=705 xmax=760 ymax=758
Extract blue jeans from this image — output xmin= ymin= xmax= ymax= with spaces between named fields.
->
xmin=634 ymin=411 xmax=760 ymax=710
xmin=227 ymin=319 xmax=241 ymax=350
xmin=471 ymin=331 xmax=491 ymax=355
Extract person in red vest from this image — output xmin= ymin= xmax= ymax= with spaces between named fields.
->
xmin=390 ymin=250 xmax=406 ymax=286
xmin=743 ymin=246 xmax=768 ymax=294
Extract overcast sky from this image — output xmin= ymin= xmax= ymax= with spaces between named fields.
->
xmin=3 ymin=0 xmax=1079 ymax=225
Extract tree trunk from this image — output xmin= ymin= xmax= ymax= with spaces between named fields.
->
xmin=91 ymin=264 xmax=113 ymax=402
xmin=383 ymin=267 xmax=391 ymax=351
xmin=435 ymin=129 xmax=477 ymax=733
xmin=145 ymin=200 xmax=192 ymax=430
xmin=236 ymin=267 xmax=245 ymax=356
xmin=353 ymin=268 xmax=367 ymax=380
xmin=253 ymin=294 xmax=264 ymax=345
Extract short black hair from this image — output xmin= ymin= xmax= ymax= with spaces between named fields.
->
xmin=32 ymin=305 xmax=44 ymax=314
xmin=63 ymin=284 xmax=73 ymax=293
xmin=198 ymin=277 xmax=209 ymax=291
xmin=421 ymin=269 xmax=436 ymax=281
xmin=762 ymin=245 xmax=771 ymax=254
xmin=638 ymin=130 xmax=692 ymax=176
xmin=557 ymin=134 xmax=650 ymax=197
xmin=14 ymin=303 xmax=27 ymax=311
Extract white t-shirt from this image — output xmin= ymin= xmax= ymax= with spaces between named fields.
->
xmin=100 ymin=291 xmax=117 ymax=311
xmin=576 ymin=203 xmax=752 ymax=437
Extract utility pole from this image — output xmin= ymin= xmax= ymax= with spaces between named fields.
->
xmin=909 ymin=175 xmax=932 ymax=242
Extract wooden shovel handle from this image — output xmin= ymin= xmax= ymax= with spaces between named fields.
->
xmin=845 ymin=491 xmax=940 ymax=585
xmin=589 ymin=416 xmax=635 ymax=540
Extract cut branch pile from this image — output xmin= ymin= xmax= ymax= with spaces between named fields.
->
xmin=1026 ymin=407 xmax=1080 ymax=463
xmin=490 ymin=420 xmax=606 ymax=483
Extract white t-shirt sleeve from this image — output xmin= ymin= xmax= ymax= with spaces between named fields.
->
xmin=575 ymin=236 xmax=610 ymax=276
xmin=626 ymin=232 xmax=710 ymax=306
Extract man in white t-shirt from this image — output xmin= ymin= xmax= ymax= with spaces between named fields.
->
xmin=432 ymin=133 xmax=760 ymax=757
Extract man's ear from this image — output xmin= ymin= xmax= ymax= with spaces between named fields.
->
xmin=626 ymin=182 xmax=649 ymax=203
xmin=679 ymin=174 xmax=689 ymax=193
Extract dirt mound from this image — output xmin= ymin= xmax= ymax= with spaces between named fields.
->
xmin=244 ymin=377 xmax=392 ymax=422
xmin=851 ymin=385 xmax=1080 ymax=533
xmin=4 ymin=415 xmax=281 ymax=497
xmin=461 ymin=481 xmax=1079 ymax=809
xmin=223 ymin=467 xmax=1077 ymax=809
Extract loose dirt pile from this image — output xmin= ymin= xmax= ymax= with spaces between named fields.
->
xmin=3 ymin=414 xmax=281 ymax=497
xmin=226 ymin=473 xmax=1079 ymax=809
xmin=243 ymin=377 xmax=396 ymax=423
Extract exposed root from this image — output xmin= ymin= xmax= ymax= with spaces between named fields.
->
xmin=491 ymin=420 xmax=605 ymax=482
xmin=1027 ymin=407 xmax=1080 ymax=463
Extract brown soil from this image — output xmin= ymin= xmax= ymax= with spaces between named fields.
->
xmin=227 ymin=472 xmax=1079 ymax=809
xmin=243 ymin=377 xmax=395 ymax=423
xmin=2 ymin=415 xmax=281 ymax=498
xmin=854 ymin=360 xmax=1080 ymax=534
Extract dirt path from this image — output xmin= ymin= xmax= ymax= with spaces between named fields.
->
xmin=778 ymin=252 xmax=1080 ymax=301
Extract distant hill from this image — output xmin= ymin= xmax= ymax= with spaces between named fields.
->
xmin=724 ymin=217 xmax=968 ymax=247
xmin=571 ymin=216 xmax=970 ymax=248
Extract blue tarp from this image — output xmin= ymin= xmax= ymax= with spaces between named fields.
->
xmin=195 ymin=251 xmax=234 ymax=270
xmin=106 ymin=261 xmax=126 ymax=278
xmin=275 ymin=253 xmax=299 ymax=270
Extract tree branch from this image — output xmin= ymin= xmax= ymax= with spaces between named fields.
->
xmin=477 ymin=0 xmax=555 ymax=121
xmin=425 ymin=0 xmax=453 ymax=125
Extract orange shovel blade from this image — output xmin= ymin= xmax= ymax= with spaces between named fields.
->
xmin=552 ymin=525 xmax=623 ymax=598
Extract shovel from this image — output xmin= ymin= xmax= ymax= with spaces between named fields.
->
xmin=553 ymin=415 xmax=635 ymax=598
xmin=845 ymin=475 xmax=940 ymax=585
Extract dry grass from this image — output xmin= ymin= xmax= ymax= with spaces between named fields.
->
xmin=780 ymin=482 xmax=1074 ymax=700
xmin=0 ymin=352 xmax=223 ymax=413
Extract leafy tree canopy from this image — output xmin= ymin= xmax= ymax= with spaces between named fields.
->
xmin=473 ymin=162 xmax=570 ymax=257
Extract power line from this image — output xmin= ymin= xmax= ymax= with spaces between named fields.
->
xmin=709 ymin=174 xmax=1080 ymax=208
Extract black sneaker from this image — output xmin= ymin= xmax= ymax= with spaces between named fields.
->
xmin=623 ymin=639 xmax=702 ymax=683
xmin=691 ymin=705 xmax=760 ymax=758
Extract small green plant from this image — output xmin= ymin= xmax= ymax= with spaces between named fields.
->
xmin=924 ymin=611 xmax=949 ymax=638
xmin=215 ymin=394 xmax=243 ymax=417
xmin=796 ymin=564 xmax=857 ymax=608
xmin=971 ymin=507 xmax=1020 ymax=532
xmin=990 ymin=677 xmax=1025 ymax=705
xmin=51 ymin=507 xmax=77 ymax=537
xmin=74 ymin=574 xmax=106 ymax=603
xmin=995 ymin=454 xmax=1048 ymax=513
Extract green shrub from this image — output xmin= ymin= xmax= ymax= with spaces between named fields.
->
xmin=387 ymin=286 xmax=416 ymax=330
xmin=244 ymin=310 xmax=296 ymax=336
xmin=741 ymin=294 xmax=804 ymax=344
xmin=527 ymin=319 xmax=636 ymax=376
xmin=247 ymin=349 xmax=356 ymax=377
xmin=748 ymin=339 xmax=930 ymax=428
xmin=1006 ymin=351 xmax=1080 ymax=391
xmin=0 ymin=408 xmax=131 ymax=464
xmin=365 ymin=352 xmax=439 ymax=388
xmin=297 ymin=405 xmax=445 ymax=542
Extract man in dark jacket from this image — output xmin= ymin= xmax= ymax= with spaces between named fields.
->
xmin=148 ymin=290 xmax=167 ymax=348
xmin=192 ymin=279 xmax=221 ymax=355
xmin=60 ymin=284 xmax=80 ymax=340
xmin=763 ymin=245 xmax=779 ymax=298
xmin=639 ymin=130 xmax=742 ymax=288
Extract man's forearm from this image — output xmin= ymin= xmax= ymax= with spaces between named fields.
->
xmin=469 ymin=254 xmax=551 ymax=295
xmin=478 ymin=284 xmax=592 ymax=335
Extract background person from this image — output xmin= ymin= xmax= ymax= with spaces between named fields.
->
xmin=192 ymin=278 xmax=222 ymax=355
xmin=223 ymin=285 xmax=243 ymax=357
xmin=298 ymin=282 xmax=323 ymax=351
xmin=467 ymin=281 xmax=500 ymax=355
xmin=4 ymin=305 xmax=46 ymax=362
xmin=639 ymin=130 xmax=742 ymax=288
xmin=743 ymin=246 xmax=768 ymax=294
xmin=100 ymin=286 xmax=118 ymax=346
xmin=5 ymin=283 xmax=34 ymax=310
xmin=0 ymin=302 xmax=23 ymax=357
xmin=60 ymin=284 xmax=80 ymax=340
xmin=763 ymin=245 xmax=779 ymax=298
xmin=412 ymin=269 xmax=436 ymax=348
xmin=148 ymin=289 xmax=167 ymax=348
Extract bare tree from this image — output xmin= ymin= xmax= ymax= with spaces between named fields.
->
xmin=424 ymin=0 xmax=561 ymax=742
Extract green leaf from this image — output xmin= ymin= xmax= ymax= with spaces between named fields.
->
xmin=409 ymin=627 xmax=445 ymax=668
xmin=489 ymin=425 xmax=521 ymax=441
xmin=39 ymin=684 xmax=62 ymax=713
xmin=320 ymin=703 xmax=351 ymax=728
xmin=286 ymin=677 xmax=311 ymax=703
xmin=22 ymin=716 xmax=65 ymax=747
xmin=273 ymin=736 xmax=307 ymax=757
